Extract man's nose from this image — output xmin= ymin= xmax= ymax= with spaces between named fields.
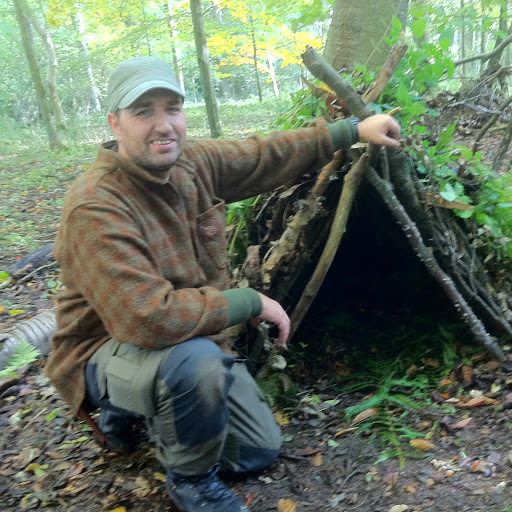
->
xmin=154 ymin=111 xmax=173 ymax=133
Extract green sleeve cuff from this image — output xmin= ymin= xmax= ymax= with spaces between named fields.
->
xmin=327 ymin=119 xmax=359 ymax=151
xmin=222 ymin=288 xmax=263 ymax=327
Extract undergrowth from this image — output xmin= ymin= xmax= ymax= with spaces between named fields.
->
xmin=286 ymin=311 xmax=473 ymax=469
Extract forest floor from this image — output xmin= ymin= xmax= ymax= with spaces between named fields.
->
xmin=2 ymin=102 xmax=512 ymax=512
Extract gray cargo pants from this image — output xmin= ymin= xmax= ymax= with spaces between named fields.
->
xmin=84 ymin=336 xmax=281 ymax=476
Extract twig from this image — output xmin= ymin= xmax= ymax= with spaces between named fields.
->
xmin=16 ymin=261 xmax=58 ymax=285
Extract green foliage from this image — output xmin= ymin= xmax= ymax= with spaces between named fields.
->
xmin=0 ymin=338 xmax=41 ymax=379
xmin=336 ymin=324 xmax=463 ymax=469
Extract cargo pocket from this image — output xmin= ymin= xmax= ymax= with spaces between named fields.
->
xmin=104 ymin=349 xmax=166 ymax=417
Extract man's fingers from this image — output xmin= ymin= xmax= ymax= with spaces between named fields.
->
xmin=254 ymin=292 xmax=291 ymax=346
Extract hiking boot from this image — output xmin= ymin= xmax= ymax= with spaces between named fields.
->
xmin=166 ymin=464 xmax=248 ymax=512
xmin=98 ymin=409 xmax=150 ymax=454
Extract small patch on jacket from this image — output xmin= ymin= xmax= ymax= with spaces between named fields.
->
xmin=198 ymin=217 xmax=222 ymax=240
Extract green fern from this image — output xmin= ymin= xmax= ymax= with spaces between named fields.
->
xmin=0 ymin=339 xmax=40 ymax=379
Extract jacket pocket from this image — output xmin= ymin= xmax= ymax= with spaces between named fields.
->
xmin=196 ymin=199 xmax=228 ymax=270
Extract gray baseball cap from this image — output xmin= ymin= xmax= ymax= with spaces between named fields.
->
xmin=107 ymin=56 xmax=184 ymax=113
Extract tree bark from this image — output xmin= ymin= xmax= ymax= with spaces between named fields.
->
xmin=190 ymin=0 xmax=222 ymax=138
xmin=19 ymin=0 xmax=66 ymax=129
xmin=13 ymin=0 xmax=61 ymax=149
xmin=75 ymin=10 xmax=101 ymax=112
xmin=167 ymin=0 xmax=186 ymax=96
xmin=250 ymin=13 xmax=263 ymax=102
xmin=323 ymin=0 xmax=409 ymax=73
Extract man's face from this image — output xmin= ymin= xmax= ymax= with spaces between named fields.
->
xmin=108 ymin=88 xmax=186 ymax=174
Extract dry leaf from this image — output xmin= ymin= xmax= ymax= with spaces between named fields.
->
xmin=451 ymin=417 xmax=472 ymax=429
xmin=274 ymin=412 xmax=289 ymax=427
xmin=350 ymin=407 xmax=378 ymax=426
xmin=457 ymin=396 xmax=497 ymax=408
xmin=295 ymin=447 xmax=320 ymax=456
xmin=109 ymin=508 xmax=127 ymax=512
xmin=278 ymin=498 xmax=298 ymax=512
xmin=311 ymin=452 xmax=323 ymax=467
xmin=409 ymin=439 xmax=434 ymax=451
xmin=334 ymin=427 xmax=358 ymax=437
xmin=461 ymin=365 xmax=474 ymax=386
xmin=470 ymin=460 xmax=485 ymax=472
xmin=389 ymin=505 xmax=409 ymax=512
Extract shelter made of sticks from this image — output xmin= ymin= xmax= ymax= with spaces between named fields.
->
xmin=235 ymin=46 xmax=512 ymax=371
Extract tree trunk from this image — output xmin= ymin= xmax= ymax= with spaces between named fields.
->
xmin=167 ymin=0 xmax=186 ymax=96
xmin=75 ymin=10 xmax=101 ymax=112
xmin=189 ymin=0 xmax=222 ymax=138
xmin=267 ymin=50 xmax=279 ymax=97
xmin=13 ymin=0 xmax=61 ymax=149
xmin=324 ymin=0 xmax=409 ymax=72
xmin=19 ymin=0 xmax=66 ymax=129
xmin=482 ymin=2 xmax=509 ymax=77
xmin=249 ymin=13 xmax=263 ymax=102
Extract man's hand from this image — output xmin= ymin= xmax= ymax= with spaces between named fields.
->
xmin=250 ymin=292 xmax=290 ymax=347
xmin=358 ymin=114 xmax=401 ymax=148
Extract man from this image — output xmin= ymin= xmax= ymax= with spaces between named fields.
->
xmin=45 ymin=56 xmax=400 ymax=512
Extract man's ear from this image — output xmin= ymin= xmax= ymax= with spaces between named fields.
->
xmin=108 ymin=112 xmax=120 ymax=137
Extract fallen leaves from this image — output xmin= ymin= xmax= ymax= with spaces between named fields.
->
xmin=350 ymin=407 xmax=379 ymax=426
xmin=277 ymin=498 xmax=298 ymax=512
xmin=409 ymin=439 xmax=434 ymax=451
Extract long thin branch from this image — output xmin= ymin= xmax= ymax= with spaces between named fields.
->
xmin=472 ymin=95 xmax=512 ymax=153
xmin=455 ymin=35 xmax=512 ymax=66
xmin=366 ymin=167 xmax=511 ymax=368
xmin=289 ymin=154 xmax=369 ymax=339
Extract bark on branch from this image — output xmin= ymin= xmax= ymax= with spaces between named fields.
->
xmin=289 ymin=154 xmax=369 ymax=339
xmin=302 ymin=47 xmax=369 ymax=119
xmin=366 ymin=167 xmax=511 ymax=369
xmin=362 ymin=43 xmax=408 ymax=104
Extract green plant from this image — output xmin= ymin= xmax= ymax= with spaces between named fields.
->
xmin=0 ymin=338 xmax=41 ymax=379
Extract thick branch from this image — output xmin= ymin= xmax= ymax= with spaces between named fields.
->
xmin=289 ymin=154 xmax=369 ymax=339
xmin=302 ymin=47 xmax=368 ymax=119
xmin=362 ymin=43 xmax=408 ymax=104
xmin=366 ymin=167 xmax=511 ymax=368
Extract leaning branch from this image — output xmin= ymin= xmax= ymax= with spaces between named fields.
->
xmin=301 ymin=47 xmax=368 ymax=119
xmin=454 ymin=35 xmax=512 ymax=66
xmin=289 ymin=154 xmax=369 ymax=339
xmin=366 ymin=167 xmax=511 ymax=369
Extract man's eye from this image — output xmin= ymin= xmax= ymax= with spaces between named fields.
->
xmin=136 ymin=109 xmax=150 ymax=116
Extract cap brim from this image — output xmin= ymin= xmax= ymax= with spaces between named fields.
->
xmin=118 ymin=80 xmax=184 ymax=109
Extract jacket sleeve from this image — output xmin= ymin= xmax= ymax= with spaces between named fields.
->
xmin=192 ymin=118 xmax=340 ymax=203
xmin=58 ymin=202 xmax=230 ymax=350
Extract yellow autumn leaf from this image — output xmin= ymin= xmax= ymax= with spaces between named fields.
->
xmin=274 ymin=411 xmax=289 ymax=426
xmin=0 ymin=305 xmax=5 ymax=314
xmin=278 ymin=499 xmax=298 ymax=512
xmin=8 ymin=309 xmax=25 ymax=316
xmin=109 ymin=508 xmax=127 ymax=512
xmin=153 ymin=472 xmax=167 ymax=482
xmin=409 ymin=439 xmax=434 ymax=451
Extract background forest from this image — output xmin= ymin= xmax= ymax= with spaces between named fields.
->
xmin=5 ymin=1 xmax=512 ymax=511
